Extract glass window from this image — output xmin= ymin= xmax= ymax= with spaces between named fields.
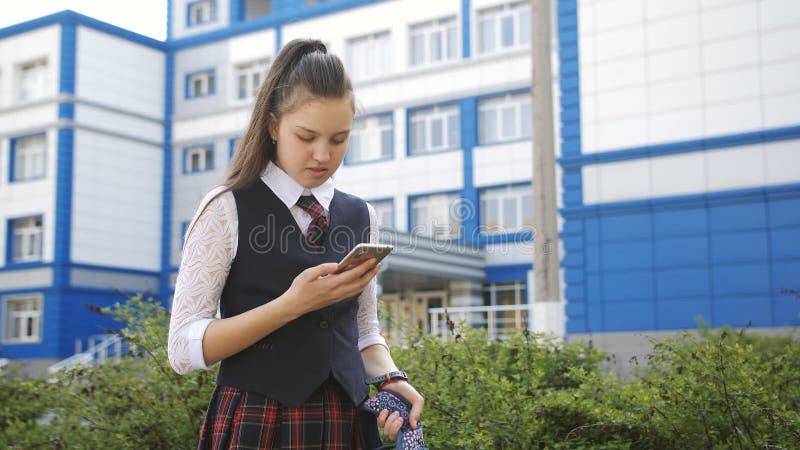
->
xmin=346 ymin=114 xmax=393 ymax=163
xmin=11 ymin=217 xmax=43 ymax=263
xmin=11 ymin=134 xmax=46 ymax=181
xmin=16 ymin=58 xmax=47 ymax=103
xmin=370 ymin=200 xmax=394 ymax=229
xmin=2 ymin=295 xmax=43 ymax=343
xmin=476 ymin=1 xmax=531 ymax=55
xmin=482 ymin=281 xmax=527 ymax=337
xmin=409 ymin=17 xmax=458 ymax=67
xmin=410 ymin=193 xmax=461 ymax=239
xmin=478 ymin=92 xmax=531 ymax=144
xmin=188 ymin=0 xmax=216 ymax=26
xmin=408 ymin=104 xmax=460 ymax=154
xmin=185 ymin=145 xmax=214 ymax=173
xmin=244 ymin=0 xmax=271 ymax=20
xmin=479 ymin=185 xmax=533 ymax=234
xmin=347 ymin=31 xmax=391 ymax=80
xmin=187 ymin=70 xmax=215 ymax=98
xmin=234 ymin=59 xmax=269 ymax=101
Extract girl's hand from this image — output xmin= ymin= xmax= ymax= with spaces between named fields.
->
xmin=286 ymin=258 xmax=380 ymax=315
xmin=376 ymin=381 xmax=425 ymax=442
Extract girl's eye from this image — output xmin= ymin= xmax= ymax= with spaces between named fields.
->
xmin=298 ymin=136 xmax=314 ymax=142
xmin=333 ymin=140 xmax=346 ymax=145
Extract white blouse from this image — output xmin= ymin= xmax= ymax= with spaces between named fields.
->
xmin=167 ymin=162 xmax=388 ymax=375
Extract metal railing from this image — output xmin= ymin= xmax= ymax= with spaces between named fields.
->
xmin=47 ymin=334 xmax=127 ymax=374
xmin=429 ymin=304 xmax=532 ymax=341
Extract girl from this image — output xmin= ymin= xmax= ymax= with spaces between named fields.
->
xmin=168 ymin=39 xmax=424 ymax=449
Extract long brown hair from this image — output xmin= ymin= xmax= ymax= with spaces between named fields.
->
xmin=223 ymin=38 xmax=354 ymax=193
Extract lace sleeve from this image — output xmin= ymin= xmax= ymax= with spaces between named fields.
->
xmin=167 ymin=187 xmax=237 ymax=374
xmin=357 ymin=201 xmax=389 ymax=351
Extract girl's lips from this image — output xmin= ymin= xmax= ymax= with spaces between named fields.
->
xmin=306 ymin=167 xmax=328 ymax=177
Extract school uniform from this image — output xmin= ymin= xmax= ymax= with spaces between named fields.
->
xmin=167 ymin=162 xmax=387 ymax=449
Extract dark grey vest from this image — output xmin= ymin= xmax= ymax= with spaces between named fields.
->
xmin=216 ymin=179 xmax=371 ymax=406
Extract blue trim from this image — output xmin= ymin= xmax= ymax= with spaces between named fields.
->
xmin=229 ymin=136 xmax=241 ymax=159
xmin=561 ymin=183 xmax=800 ymax=220
xmin=344 ymin=112 xmax=394 ymax=165
xmin=559 ymin=125 xmax=800 ymax=170
xmin=365 ymin=197 xmax=395 ymax=229
xmin=0 ymin=10 xmax=165 ymax=49
xmin=462 ymin=0 xmax=471 ymax=59
xmin=167 ymin=0 xmax=173 ymax=40
xmin=182 ymin=143 xmax=216 ymax=174
xmin=485 ymin=264 xmax=532 ymax=283
xmin=160 ymin=49 xmax=175 ymax=304
xmin=460 ymin=97 xmax=479 ymax=245
xmin=5 ymin=215 xmax=44 ymax=267
xmin=230 ymin=0 xmax=242 ymax=23
xmin=184 ymin=68 xmax=216 ymax=99
xmin=8 ymin=132 xmax=48 ymax=183
xmin=275 ymin=24 xmax=282 ymax=53
xmin=186 ymin=0 xmax=218 ymax=28
xmin=557 ymin=0 xmax=580 ymax=162
xmin=170 ymin=0 xmax=387 ymax=50
xmin=180 ymin=221 xmax=190 ymax=249
xmin=406 ymin=101 xmax=462 ymax=156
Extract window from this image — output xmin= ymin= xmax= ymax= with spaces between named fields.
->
xmin=410 ymin=193 xmax=461 ymax=239
xmin=346 ymin=114 xmax=393 ymax=163
xmin=483 ymin=281 xmax=527 ymax=336
xmin=16 ymin=58 xmax=47 ymax=103
xmin=409 ymin=104 xmax=460 ymax=154
xmin=235 ymin=59 xmax=270 ymax=101
xmin=410 ymin=16 xmax=458 ymax=66
xmin=477 ymin=1 xmax=531 ymax=54
xmin=184 ymin=145 xmax=214 ymax=173
xmin=2 ymin=294 xmax=43 ymax=343
xmin=244 ymin=0 xmax=272 ymax=20
xmin=10 ymin=134 xmax=46 ymax=182
xmin=187 ymin=0 xmax=216 ymax=26
xmin=180 ymin=220 xmax=190 ymax=249
xmin=370 ymin=200 xmax=394 ymax=229
xmin=186 ymin=70 xmax=215 ymax=98
xmin=480 ymin=185 xmax=533 ymax=234
xmin=9 ymin=216 xmax=43 ymax=263
xmin=478 ymin=92 xmax=531 ymax=144
xmin=347 ymin=31 xmax=391 ymax=80
xmin=230 ymin=137 xmax=241 ymax=159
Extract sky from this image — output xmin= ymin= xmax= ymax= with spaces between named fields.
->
xmin=0 ymin=0 xmax=168 ymax=40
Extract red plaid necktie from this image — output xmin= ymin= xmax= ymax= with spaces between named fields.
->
xmin=295 ymin=195 xmax=329 ymax=246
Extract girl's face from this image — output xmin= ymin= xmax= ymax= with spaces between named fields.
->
xmin=270 ymin=96 xmax=353 ymax=188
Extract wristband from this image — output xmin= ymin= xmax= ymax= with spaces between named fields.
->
xmin=365 ymin=370 xmax=408 ymax=388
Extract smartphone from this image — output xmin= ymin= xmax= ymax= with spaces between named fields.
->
xmin=334 ymin=243 xmax=393 ymax=274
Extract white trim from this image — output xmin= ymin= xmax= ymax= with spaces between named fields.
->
xmin=1 ymin=292 xmax=44 ymax=344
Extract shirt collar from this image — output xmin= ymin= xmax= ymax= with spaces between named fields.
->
xmin=260 ymin=161 xmax=335 ymax=212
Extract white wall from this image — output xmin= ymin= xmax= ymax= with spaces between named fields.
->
xmin=581 ymin=139 xmax=800 ymax=205
xmin=579 ymin=0 xmax=800 ymax=153
xmin=473 ymin=140 xmax=533 ymax=187
xmin=75 ymin=104 xmax=163 ymax=144
xmin=75 ymin=26 xmax=165 ymax=119
xmin=0 ymin=25 xmax=61 ymax=109
xmin=71 ymin=130 xmax=163 ymax=271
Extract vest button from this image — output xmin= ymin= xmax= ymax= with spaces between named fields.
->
xmin=319 ymin=320 xmax=329 ymax=329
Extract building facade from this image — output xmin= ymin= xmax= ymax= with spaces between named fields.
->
xmin=0 ymin=0 xmax=798 ymax=368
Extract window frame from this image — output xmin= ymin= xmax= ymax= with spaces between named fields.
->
xmin=479 ymin=184 xmax=533 ymax=235
xmin=183 ymin=144 xmax=215 ymax=174
xmin=409 ymin=16 xmax=460 ymax=67
xmin=408 ymin=191 xmax=463 ymax=240
xmin=1 ymin=293 xmax=44 ymax=344
xmin=344 ymin=112 xmax=394 ymax=165
xmin=15 ymin=58 xmax=48 ymax=103
xmin=7 ymin=215 xmax=44 ymax=265
xmin=346 ymin=30 xmax=392 ymax=81
xmin=9 ymin=132 xmax=47 ymax=183
xmin=475 ymin=1 xmax=531 ymax=55
xmin=367 ymin=198 xmax=395 ymax=230
xmin=229 ymin=137 xmax=242 ymax=160
xmin=186 ymin=0 xmax=217 ymax=27
xmin=185 ymin=69 xmax=216 ymax=99
xmin=233 ymin=58 xmax=270 ymax=102
xmin=407 ymin=103 xmax=461 ymax=155
xmin=477 ymin=90 xmax=532 ymax=145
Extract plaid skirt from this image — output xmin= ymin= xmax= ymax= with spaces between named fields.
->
xmin=198 ymin=378 xmax=364 ymax=450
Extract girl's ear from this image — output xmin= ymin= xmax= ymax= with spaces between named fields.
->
xmin=267 ymin=113 xmax=279 ymax=141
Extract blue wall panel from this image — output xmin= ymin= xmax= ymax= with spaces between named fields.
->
xmin=653 ymin=208 xmax=708 ymax=237
xmin=655 ymin=267 xmax=710 ymax=299
xmin=710 ymin=232 xmax=769 ymax=264
xmin=656 ymin=299 xmax=711 ymax=330
xmin=604 ymin=301 xmax=655 ymax=331
xmin=654 ymin=236 xmax=709 ymax=267
xmin=602 ymin=271 xmax=654 ymax=302
xmin=713 ymin=296 xmax=773 ymax=328
xmin=771 ymin=228 xmax=800 ymax=260
xmin=712 ymin=264 xmax=771 ymax=296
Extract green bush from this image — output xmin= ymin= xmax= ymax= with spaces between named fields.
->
xmin=1 ymin=296 xmax=798 ymax=449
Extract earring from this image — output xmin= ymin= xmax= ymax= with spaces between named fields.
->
xmin=271 ymin=137 xmax=277 ymax=145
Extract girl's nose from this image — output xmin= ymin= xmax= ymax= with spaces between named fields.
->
xmin=313 ymin=144 xmax=331 ymax=163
